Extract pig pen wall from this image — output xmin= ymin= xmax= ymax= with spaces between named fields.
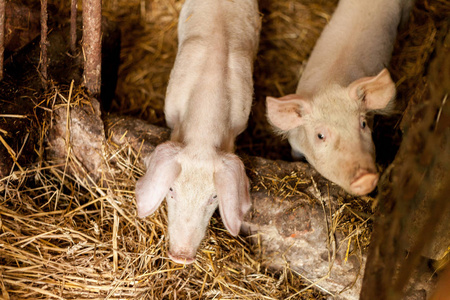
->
xmin=0 ymin=0 xmax=449 ymax=299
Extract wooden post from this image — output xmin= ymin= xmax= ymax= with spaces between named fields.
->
xmin=82 ymin=0 xmax=102 ymax=96
xmin=70 ymin=0 xmax=77 ymax=53
xmin=360 ymin=30 xmax=450 ymax=300
xmin=40 ymin=0 xmax=48 ymax=86
xmin=0 ymin=0 xmax=5 ymax=81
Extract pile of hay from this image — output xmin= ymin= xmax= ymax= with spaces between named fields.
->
xmin=1 ymin=0 xmax=449 ymax=299
xmin=0 ymin=85 xmax=324 ymax=299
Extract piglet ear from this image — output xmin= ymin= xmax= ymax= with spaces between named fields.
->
xmin=135 ymin=142 xmax=182 ymax=218
xmin=348 ymin=68 xmax=396 ymax=110
xmin=266 ymin=94 xmax=311 ymax=131
xmin=215 ymin=153 xmax=251 ymax=236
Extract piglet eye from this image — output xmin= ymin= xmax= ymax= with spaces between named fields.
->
xmin=169 ymin=187 xmax=173 ymax=192
xmin=360 ymin=119 xmax=367 ymax=129
xmin=213 ymin=195 xmax=217 ymax=199
xmin=317 ymin=133 xmax=325 ymax=140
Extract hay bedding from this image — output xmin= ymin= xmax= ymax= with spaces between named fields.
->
xmin=0 ymin=0 xmax=449 ymax=299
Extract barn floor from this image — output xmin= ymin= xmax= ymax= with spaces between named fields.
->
xmin=0 ymin=0 xmax=449 ymax=299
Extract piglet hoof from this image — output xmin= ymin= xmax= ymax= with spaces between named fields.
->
xmin=350 ymin=172 xmax=379 ymax=195
xmin=168 ymin=251 xmax=196 ymax=265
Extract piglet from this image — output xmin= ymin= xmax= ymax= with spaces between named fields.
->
xmin=135 ymin=0 xmax=260 ymax=264
xmin=267 ymin=0 xmax=412 ymax=195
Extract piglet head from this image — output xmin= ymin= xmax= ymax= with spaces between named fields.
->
xmin=135 ymin=142 xmax=251 ymax=264
xmin=266 ymin=68 xmax=395 ymax=195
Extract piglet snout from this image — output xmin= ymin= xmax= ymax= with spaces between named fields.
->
xmin=350 ymin=171 xmax=379 ymax=195
xmin=168 ymin=249 xmax=196 ymax=265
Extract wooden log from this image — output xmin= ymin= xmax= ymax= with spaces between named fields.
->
xmin=70 ymin=0 xmax=77 ymax=54
xmin=82 ymin=0 xmax=102 ymax=95
xmin=0 ymin=0 xmax=5 ymax=81
xmin=40 ymin=0 xmax=48 ymax=86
